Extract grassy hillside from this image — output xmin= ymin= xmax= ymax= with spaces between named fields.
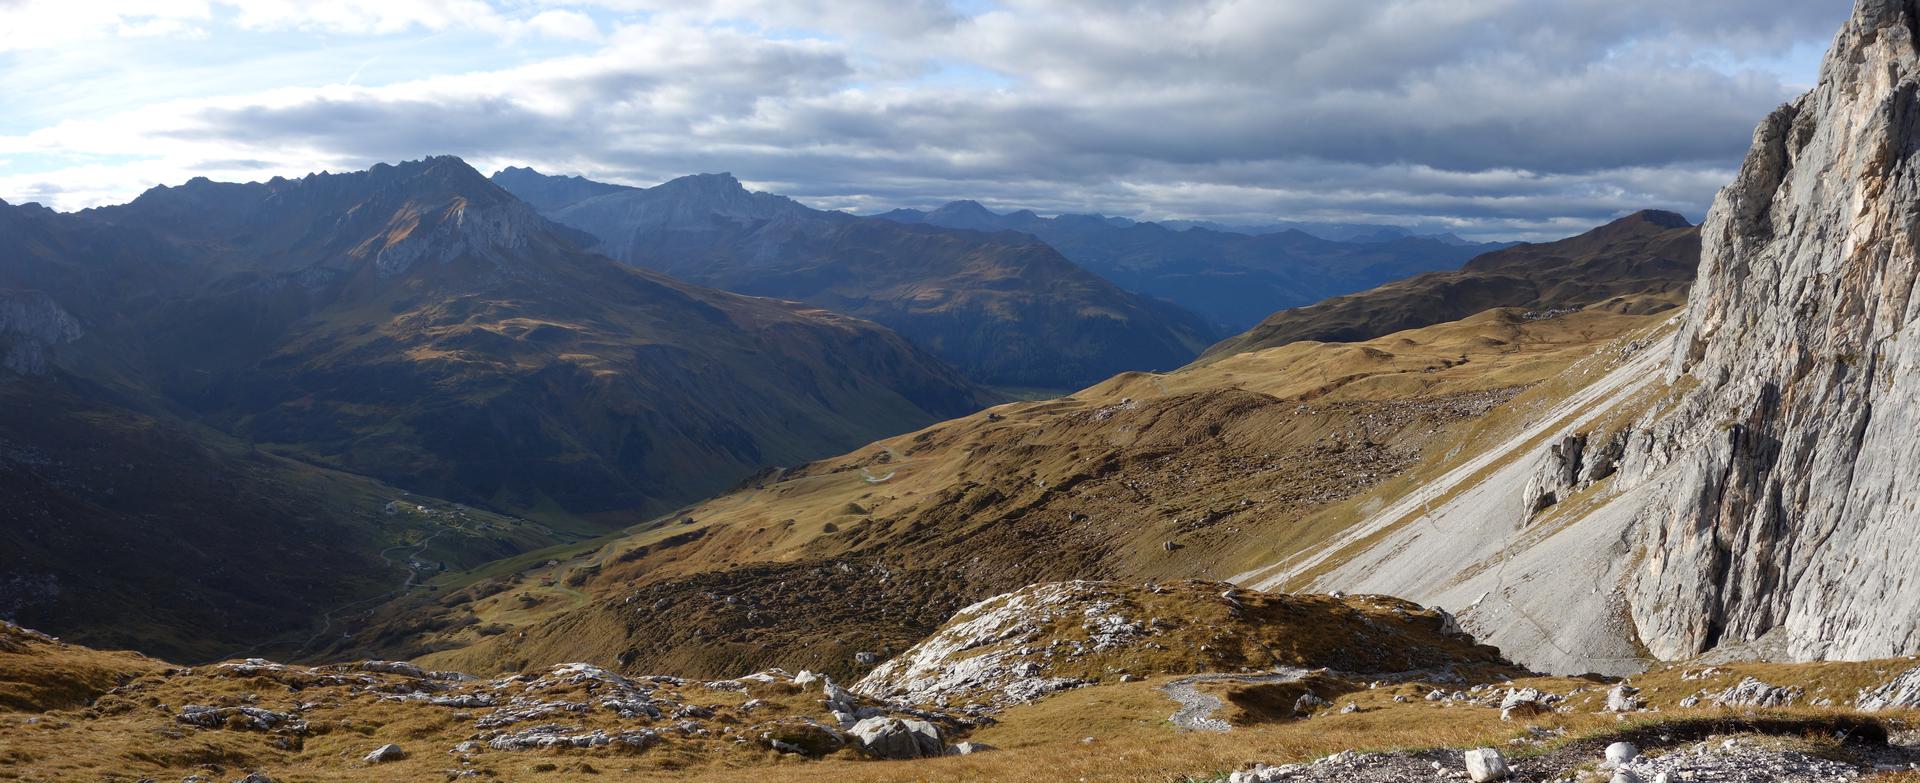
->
xmin=344 ymin=303 xmax=1670 ymax=681
xmin=1202 ymin=210 xmax=1698 ymax=361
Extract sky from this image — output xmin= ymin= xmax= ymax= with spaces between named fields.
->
xmin=0 ymin=0 xmax=1855 ymax=240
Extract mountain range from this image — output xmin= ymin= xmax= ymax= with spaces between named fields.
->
xmin=877 ymin=200 xmax=1509 ymax=333
xmin=492 ymin=168 xmax=1214 ymax=391
xmin=0 ymin=156 xmax=993 ymax=656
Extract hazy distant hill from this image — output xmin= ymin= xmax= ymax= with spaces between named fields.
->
xmin=493 ymin=168 xmax=1215 ymax=390
xmin=877 ymin=201 xmax=1508 ymax=333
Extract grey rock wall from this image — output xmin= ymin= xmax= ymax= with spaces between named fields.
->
xmin=1620 ymin=0 xmax=1920 ymax=662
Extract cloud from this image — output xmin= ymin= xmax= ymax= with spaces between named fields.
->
xmin=0 ymin=0 xmax=1858 ymax=238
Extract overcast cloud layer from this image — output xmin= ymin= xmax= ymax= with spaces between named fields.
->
xmin=0 ymin=0 xmax=1854 ymax=239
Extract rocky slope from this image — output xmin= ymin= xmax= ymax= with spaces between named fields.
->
xmin=879 ymin=201 xmax=1506 ymax=334
xmin=0 ymin=620 xmax=993 ymax=781
xmin=492 ymin=168 xmax=1214 ymax=390
xmin=1239 ymin=0 xmax=1920 ymax=675
xmin=1203 ymin=210 xmax=1700 ymax=361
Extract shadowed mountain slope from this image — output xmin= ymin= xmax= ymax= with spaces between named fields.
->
xmin=1201 ymin=210 xmax=1699 ymax=361
xmin=0 ymin=157 xmax=992 ymax=658
xmin=493 ymin=168 xmax=1215 ymax=390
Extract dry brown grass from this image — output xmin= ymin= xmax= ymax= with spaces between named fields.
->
xmin=0 ymin=624 xmax=163 ymax=712
xmin=352 ymin=307 xmax=1670 ymax=682
xmin=4 ymin=631 xmax=1916 ymax=783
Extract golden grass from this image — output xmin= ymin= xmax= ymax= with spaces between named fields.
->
xmin=388 ymin=306 xmax=1676 ymax=677
xmin=4 ymin=629 xmax=1916 ymax=783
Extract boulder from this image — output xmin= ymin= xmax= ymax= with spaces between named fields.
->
xmin=1605 ymin=741 xmax=1638 ymax=765
xmin=848 ymin=716 xmax=943 ymax=759
xmin=946 ymin=741 xmax=995 ymax=755
xmin=755 ymin=717 xmax=847 ymax=757
xmin=823 ymin=679 xmax=857 ymax=713
xmin=363 ymin=743 xmax=406 ymax=763
xmin=1712 ymin=677 xmax=1801 ymax=708
xmin=1464 ymin=748 xmax=1510 ymax=782
xmin=1499 ymin=687 xmax=1549 ymax=720
xmin=1606 ymin=683 xmax=1642 ymax=712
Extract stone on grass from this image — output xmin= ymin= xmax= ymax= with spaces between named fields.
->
xmin=1606 ymin=683 xmax=1643 ymax=712
xmin=848 ymin=716 xmax=942 ymax=760
xmin=1464 ymin=747 xmax=1510 ymax=782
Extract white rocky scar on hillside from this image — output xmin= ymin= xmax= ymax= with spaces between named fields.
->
xmin=1242 ymin=0 xmax=1920 ymax=675
xmin=853 ymin=581 xmax=1151 ymax=710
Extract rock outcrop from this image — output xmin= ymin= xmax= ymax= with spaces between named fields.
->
xmin=0 ymin=290 xmax=82 ymax=375
xmin=1614 ymin=0 xmax=1920 ymax=663
xmin=853 ymin=580 xmax=1514 ymax=710
xmin=1859 ymin=665 xmax=1920 ymax=710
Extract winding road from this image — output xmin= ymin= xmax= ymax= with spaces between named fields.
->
xmin=1161 ymin=667 xmax=1312 ymax=732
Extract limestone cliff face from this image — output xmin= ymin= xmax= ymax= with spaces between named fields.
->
xmin=1618 ymin=0 xmax=1920 ymax=662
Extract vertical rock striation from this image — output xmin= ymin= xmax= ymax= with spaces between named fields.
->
xmin=0 ymin=290 xmax=83 ymax=376
xmin=1621 ymin=0 xmax=1920 ymax=662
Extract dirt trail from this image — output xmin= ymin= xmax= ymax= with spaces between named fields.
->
xmin=1161 ymin=668 xmax=1311 ymax=732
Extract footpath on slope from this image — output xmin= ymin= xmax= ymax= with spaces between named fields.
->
xmin=1162 ymin=668 xmax=1312 ymax=732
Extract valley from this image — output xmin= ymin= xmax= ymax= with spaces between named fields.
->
xmin=491 ymin=168 xmax=1215 ymax=390
xmin=0 ymin=157 xmax=994 ymax=659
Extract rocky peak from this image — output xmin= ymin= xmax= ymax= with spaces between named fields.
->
xmin=1617 ymin=210 xmax=1693 ymax=230
xmin=337 ymin=158 xmax=551 ymax=278
xmin=123 ymin=157 xmax=557 ymax=279
xmin=489 ymin=166 xmax=631 ymax=213
xmin=934 ymin=199 xmax=993 ymax=215
xmin=921 ymin=200 xmax=1017 ymax=232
